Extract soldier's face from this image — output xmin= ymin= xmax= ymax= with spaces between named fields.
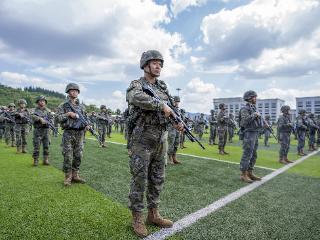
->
xmin=20 ymin=103 xmax=26 ymax=108
xmin=148 ymin=60 xmax=162 ymax=76
xmin=250 ymin=96 xmax=257 ymax=104
xmin=68 ymin=89 xmax=79 ymax=99
xmin=38 ymin=100 xmax=46 ymax=107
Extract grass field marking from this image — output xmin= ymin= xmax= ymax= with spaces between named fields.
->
xmin=144 ymin=149 xmax=320 ymax=240
xmin=177 ymin=153 xmax=276 ymax=171
xmin=87 ymin=137 xmax=276 ymax=171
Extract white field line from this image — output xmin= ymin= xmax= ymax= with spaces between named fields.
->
xmin=87 ymin=137 xmax=276 ymax=171
xmin=144 ymin=149 xmax=320 ymax=240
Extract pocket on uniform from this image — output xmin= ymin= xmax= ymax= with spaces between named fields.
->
xmin=129 ymin=154 xmax=144 ymax=175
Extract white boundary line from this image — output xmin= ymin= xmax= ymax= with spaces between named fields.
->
xmin=87 ymin=137 xmax=276 ymax=171
xmin=144 ymin=149 xmax=320 ymax=240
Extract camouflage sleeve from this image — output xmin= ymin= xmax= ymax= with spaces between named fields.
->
xmin=126 ymin=80 xmax=164 ymax=111
xmin=296 ymin=118 xmax=307 ymax=129
xmin=240 ymin=108 xmax=256 ymax=127
xmin=56 ymin=103 xmax=69 ymax=123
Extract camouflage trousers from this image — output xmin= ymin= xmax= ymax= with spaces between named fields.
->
xmin=317 ymin=130 xmax=320 ymax=145
xmin=308 ymin=131 xmax=316 ymax=147
xmin=97 ymin=124 xmax=107 ymax=144
xmin=180 ymin=131 xmax=185 ymax=146
xmin=217 ymin=126 xmax=227 ymax=148
xmin=167 ymin=125 xmax=179 ymax=155
xmin=0 ymin=126 xmax=4 ymax=140
xmin=128 ymin=125 xmax=166 ymax=212
xmin=240 ymin=131 xmax=258 ymax=171
xmin=62 ymin=129 xmax=84 ymax=173
xmin=209 ymin=126 xmax=217 ymax=144
xmin=279 ymin=132 xmax=291 ymax=158
xmin=297 ymin=130 xmax=306 ymax=152
xmin=32 ymin=128 xmax=50 ymax=159
xmin=5 ymin=124 xmax=16 ymax=145
xmin=107 ymin=124 xmax=112 ymax=137
xmin=198 ymin=129 xmax=204 ymax=140
xmin=15 ymin=124 xmax=28 ymax=147
xmin=264 ymin=130 xmax=271 ymax=146
xmin=228 ymin=128 xmax=234 ymax=142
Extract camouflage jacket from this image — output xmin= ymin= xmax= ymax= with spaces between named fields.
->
xmin=57 ymin=99 xmax=87 ymax=130
xmin=96 ymin=111 xmax=109 ymax=125
xmin=32 ymin=106 xmax=52 ymax=128
xmin=277 ymin=114 xmax=292 ymax=133
xmin=295 ymin=116 xmax=308 ymax=131
xmin=239 ymin=103 xmax=261 ymax=131
xmin=209 ymin=115 xmax=217 ymax=126
xmin=217 ymin=110 xmax=228 ymax=127
xmin=14 ymin=108 xmax=30 ymax=124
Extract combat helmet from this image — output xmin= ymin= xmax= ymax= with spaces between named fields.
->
xmin=243 ymin=90 xmax=257 ymax=101
xmin=35 ymin=95 xmax=47 ymax=104
xmin=18 ymin=99 xmax=27 ymax=105
xmin=210 ymin=109 xmax=215 ymax=114
xmin=280 ymin=105 xmax=290 ymax=113
xmin=8 ymin=103 xmax=15 ymax=108
xmin=173 ymin=96 xmax=180 ymax=102
xmin=219 ymin=103 xmax=226 ymax=110
xmin=140 ymin=50 xmax=164 ymax=69
xmin=298 ymin=109 xmax=306 ymax=115
xmin=65 ymin=83 xmax=80 ymax=93
xmin=100 ymin=105 xmax=106 ymax=110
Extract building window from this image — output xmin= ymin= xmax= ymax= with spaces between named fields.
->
xmin=265 ymin=103 xmax=269 ymax=108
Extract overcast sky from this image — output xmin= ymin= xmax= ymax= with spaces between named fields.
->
xmin=0 ymin=0 xmax=320 ymax=112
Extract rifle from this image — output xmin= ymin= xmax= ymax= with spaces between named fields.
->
xmin=96 ymin=115 xmax=109 ymax=123
xmin=3 ymin=112 xmax=16 ymax=123
xmin=66 ymin=102 xmax=102 ymax=146
xmin=142 ymin=84 xmax=205 ymax=150
xmin=33 ymin=112 xmax=61 ymax=136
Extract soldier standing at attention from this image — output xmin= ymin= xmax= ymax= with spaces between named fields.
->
xmin=208 ymin=109 xmax=217 ymax=145
xmin=32 ymin=96 xmax=51 ymax=166
xmin=179 ymin=108 xmax=187 ymax=149
xmin=277 ymin=105 xmax=294 ymax=164
xmin=217 ymin=103 xmax=228 ymax=155
xmin=227 ymin=113 xmax=237 ymax=143
xmin=316 ymin=115 xmax=320 ymax=147
xmin=263 ymin=115 xmax=272 ymax=147
xmin=4 ymin=103 xmax=16 ymax=147
xmin=96 ymin=105 xmax=109 ymax=148
xmin=296 ymin=109 xmax=308 ymax=156
xmin=15 ymin=99 xmax=30 ymax=154
xmin=167 ymin=96 xmax=181 ymax=164
xmin=107 ymin=109 xmax=113 ymax=138
xmin=57 ymin=83 xmax=88 ymax=186
xmin=197 ymin=113 xmax=206 ymax=140
xmin=239 ymin=91 xmax=262 ymax=183
xmin=307 ymin=113 xmax=318 ymax=151
xmin=0 ymin=106 xmax=6 ymax=142
xmin=126 ymin=50 xmax=183 ymax=237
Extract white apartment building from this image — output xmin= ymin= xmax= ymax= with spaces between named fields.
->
xmin=296 ymin=96 xmax=320 ymax=116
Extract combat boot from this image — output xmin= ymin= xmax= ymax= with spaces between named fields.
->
xmin=312 ymin=144 xmax=317 ymax=151
xmin=168 ymin=155 xmax=174 ymax=165
xmin=284 ymin=158 xmax=293 ymax=163
xmin=222 ymin=147 xmax=229 ymax=155
xmin=22 ymin=145 xmax=28 ymax=153
xmin=240 ymin=171 xmax=253 ymax=183
xmin=17 ymin=146 xmax=22 ymax=153
xmin=247 ymin=170 xmax=262 ymax=181
xmin=33 ymin=158 xmax=39 ymax=167
xmin=279 ymin=157 xmax=287 ymax=164
xmin=172 ymin=154 xmax=181 ymax=164
xmin=72 ymin=170 xmax=86 ymax=183
xmin=308 ymin=146 xmax=313 ymax=151
xmin=43 ymin=156 xmax=50 ymax=166
xmin=132 ymin=212 xmax=148 ymax=237
xmin=64 ymin=172 xmax=72 ymax=186
xmin=298 ymin=150 xmax=306 ymax=156
xmin=146 ymin=208 xmax=173 ymax=228
xmin=11 ymin=141 xmax=16 ymax=147
xmin=218 ymin=147 xmax=224 ymax=155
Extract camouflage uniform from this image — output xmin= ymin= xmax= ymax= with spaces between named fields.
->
xmin=197 ymin=114 xmax=206 ymax=140
xmin=127 ymin=77 xmax=169 ymax=212
xmin=295 ymin=110 xmax=308 ymax=155
xmin=32 ymin=105 xmax=51 ymax=162
xmin=107 ymin=111 xmax=113 ymax=138
xmin=96 ymin=106 xmax=109 ymax=147
xmin=3 ymin=105 xmax=16 ymax=146
xmin=263 ymin=116 xmax=272 ymax=147
xmin=217 ymin=104 xmax=228 ymax=154
xmin=0 ymin=109 xmax=5 ymax=141
xmin=89 ymin=112 xmax=96 ymax=130
xmin=277 ymin=106 xmax=293 ymax=163
xmin=316 ymin=115 xmax=320 ymax=146
xmin=57 ymin=98 xmax=86 ymax=174
xmin=14 ymin=101 xmax=30 ymax=152
xmin=227 ymin=113 xmax=237 ymax=143
xmin=208 ymin=110 xmax=217 ymax=145
xmin=307 ymin=114 xmax=318 ymax=151
xmin=179 ymin=109 xmax=187 ymax=148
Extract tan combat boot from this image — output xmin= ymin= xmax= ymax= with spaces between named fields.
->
xmin=240 ymin=171 xmax=253 ymax=183
xmin=172 ymin=154 xmax=181 ymax=164
xmin=222 ymin=147 xmax=229 ymax=155
xmin=72 ymin=170 xmax=86 ymax=183
xmin=168 ymin=155 xmax=174 ymax=165
xmin=16 ymin=146 xmax=22 ymax=153
xmin=308 ymin=146 xmax=313 ymax=151
xmin=279 ymin=157 xmax=287 ymax=164
xmin=22 ymin=145 xmax=28 ymax=153
xmin=33 ymin=158 xmax=39 ymax=167
xmin=43 ymin=156 xmax=50 ymax=166
xmin=284 ymin=157 xmax=293 ymax=163
xmin=146 ymin=208 xmax=173 ymax=228
xmin=11 ymin=141 xmax=16 ymax=147
xmin=132 ymin=211 xmax=148 ymax=238
xmin=64 ymin=172 xmax=72 ymax=186
xmin=218 ymin=146 xmax=224 ymax=155
xmin=247 ymin=170 xmax=262 ymax=181
xmin=298 ymin=150 xmax=307 ymax=156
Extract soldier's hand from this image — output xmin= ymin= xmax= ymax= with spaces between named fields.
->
xmin=254 ymin=112 xmax=260 ymax=118
xmin=163 ymin=104 xmax=173 ymax=118
xmin=66 ymin=112 xmax=78 ymax=119
xmin=174 ymin=122 xmax=184 ymax=132
xmin=85 ymin=125 xmax=91 ymax=130
xmin=40 ymin=118 xmax=46 ymax=125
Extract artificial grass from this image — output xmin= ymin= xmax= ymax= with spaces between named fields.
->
xmin=171 ymin=157 xmax=320 ymax=240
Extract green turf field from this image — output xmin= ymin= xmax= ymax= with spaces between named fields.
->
xmin=0 ymin=129 xmax=319 ymax=239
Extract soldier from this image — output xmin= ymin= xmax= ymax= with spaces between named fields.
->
xmin=4 ymin=103 xmax=16 ymax=147
xmin=217 ymin=103 xmax=229 ymax=155
xmin=307 ymin=113 xmax=319 ymax=151
xmin=295 ymin=109 xmax=308 ymax=156
xmin=239 ymin=90 xmax=262 ymax=183
xmin=167 ymin=96 xmax=181 ymax=164
xmin=227 ymin=113 xmax=237 ymax=143
xmin=114 ymin=116 xmax=119 ymax=132
xmin=89 ymin=111 xmax=97 ymax=130
xmin=14 ymin=99 xmax=30 ymax=153
xmin=107 ymin=109 xmax=113 ymax=138
xmin=197 ymin=113 xmax=206 ymax=140
xmin=263 ymin=115 xmax=272 ymax=147
xmin=208 ymin=109 xmax=217 ymax=145
xmin=96 ymin=105 xmax=109 ymax=148
xmin=317 ymin=115 xmax=320 ymax=147
xmin=31 ymin=96 xmax=51 ymax=166
xmin=277 ymin=105 xmax=294 ymax=164
xmin=123 ymin=108 xmax=129 ymax=140
xmin=0 ymin=106 xmax=6 ymax=142
xmin=179 ymin=108 xmax=187 ymax=149
xmin=57 ymin=83 xmax=88 ymax=186
xmin=126 ymin=50 xmax=183 ymax=237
